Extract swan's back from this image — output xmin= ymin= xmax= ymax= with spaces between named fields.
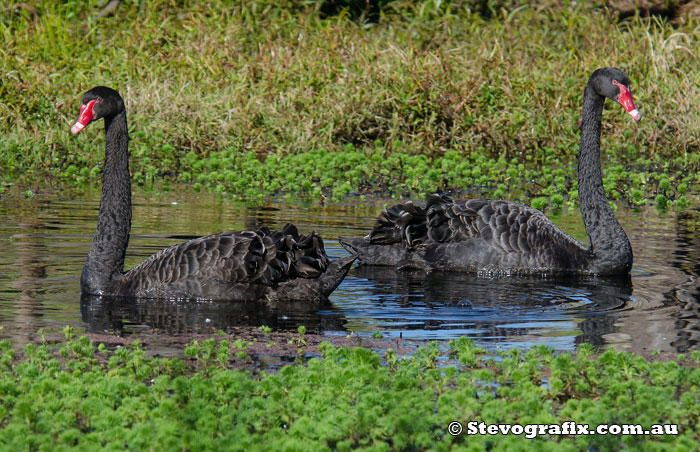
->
xmin=357 ymin=195 xmax=592 ymax=273
xmin=116 ymin=224 xmax=330 ymax=299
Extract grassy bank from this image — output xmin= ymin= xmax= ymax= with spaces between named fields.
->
xmin=1 ymin=331 xmax=699 ymax=451
xmin=1 ymin=1 xmax=699 ymax=206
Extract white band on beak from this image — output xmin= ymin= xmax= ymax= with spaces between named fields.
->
xmin=71 ymin=121 xmax=86 ymax=134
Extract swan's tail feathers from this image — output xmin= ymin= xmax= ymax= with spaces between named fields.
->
xmin=318 ymin=254 xmax=357 ymax=297
xmin=256 ymin=224 xmax=330 ymax=285
xmin=338 ymin=194 xmax=455 ymax=258
xmin=367 ymin=200 xmax=429 ymax=248
xmin=273 ymin=254 xmax=357 ymax=301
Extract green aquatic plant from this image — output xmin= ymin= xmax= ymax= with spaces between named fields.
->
xmin=258 ymin=325 xmax=272 ymax=337
xmin=675 ymin=195 xmax=690 ymax=210
xmin=655 ymin=194 xmax=669 ymax=211
xmin=289 ymin=325 xmax=308 ymax=348
xmin=185 ymin=338 xmax=234 ymax=374
xmin=1 ymin=335 xmax=699 ymax=451
xmin=630 ymin=188 xmax=646 ymax=207
xmin=232 ymin=339 xmax=249 ymax=360
xmin=550 ymin=193 xmax=564 ymax=209
xmin=530 ymin=197 xmax=549 ymax=212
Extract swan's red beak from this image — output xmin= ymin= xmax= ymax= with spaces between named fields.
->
xmin=71 ymin=99 xmax=98 ymax=134
xmin=613 ymin=81 xmax=641 ymax=122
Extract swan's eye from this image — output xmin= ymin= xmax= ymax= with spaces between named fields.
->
xmin=611 ymin=79 xmax=623 ymax=93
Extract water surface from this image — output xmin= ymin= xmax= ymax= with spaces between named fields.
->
xmin=1 ymin=185 xmax=699 ymax=353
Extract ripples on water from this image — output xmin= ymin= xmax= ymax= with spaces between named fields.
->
xmin=1 ymin=185 xmax=699 ymax=353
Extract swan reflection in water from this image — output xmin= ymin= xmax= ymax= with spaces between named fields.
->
xmin=81 ymin=294 xmax=348 ymax=335
xmin=670 ymin=278 xmax=700 ymax=352
xmin=333 ymin=267 xmax=634 ymax=348
xmin=81 ymin=267 xmax=633 ymax=349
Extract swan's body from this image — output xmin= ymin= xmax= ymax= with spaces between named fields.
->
xmin=340 ymin=67 xmax=641 ymax=276
xmin=72 ymin=86 xmax=355 ymax=302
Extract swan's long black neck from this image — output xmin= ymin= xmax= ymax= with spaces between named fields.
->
xmin=81 ymin=110 xmax=131 ymax=293
xmin=577 ymin=84 xmax=632 ymax=273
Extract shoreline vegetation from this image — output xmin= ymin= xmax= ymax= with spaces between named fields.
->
xmin=1 ymin=329 xmax=699 ymax=450
xmin=1 ymin=1 xmax=699 ymax=207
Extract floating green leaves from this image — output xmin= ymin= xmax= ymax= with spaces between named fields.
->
xmin=1 ymin=335 xmax=699 ymax=451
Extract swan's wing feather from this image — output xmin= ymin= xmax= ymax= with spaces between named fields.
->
xmin=123 ymin=231 xmax=265 ymax=288
xmin=429 ymin=198 xmax=588 ymax=258
xmin=366 ymin=195 xmax=588 ymax=268
xmin=123 ymin=225 xmax=329 ymax=290
xmin=426 ymin=196 xmax=481 ymax=242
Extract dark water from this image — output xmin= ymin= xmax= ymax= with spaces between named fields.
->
xmin=1 ymin=185 xmax=699 ymax=353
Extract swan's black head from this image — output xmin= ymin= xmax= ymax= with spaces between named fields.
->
xmin=589 ymin=67 xmax=641 ymax=122
xmin=71 ymin=86 xmax=125 ymax=134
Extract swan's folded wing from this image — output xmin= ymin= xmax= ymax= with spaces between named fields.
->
xmin=122 ymin=226 xmax=330 ymax=291
xmin=520 ymin=208 xmax=590 ymax=267
xmin=122 ymin=231 xmax=268 ymax=287
xmin=428 ymin=199 xmax=588 ymax=261
xmin=426 ymin=196 xmax=481 ymax=242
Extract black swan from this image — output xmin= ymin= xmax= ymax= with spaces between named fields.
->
xmin=71 ymin=86 xmax=356 ymax=301
xmin=340 ymin=67 xmax=641 ymax=276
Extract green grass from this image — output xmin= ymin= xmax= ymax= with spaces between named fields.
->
xmin=1 ymin=332 xmax=699 ymax=451
xmin=1 ymin=1 xmax=699 ymax=205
